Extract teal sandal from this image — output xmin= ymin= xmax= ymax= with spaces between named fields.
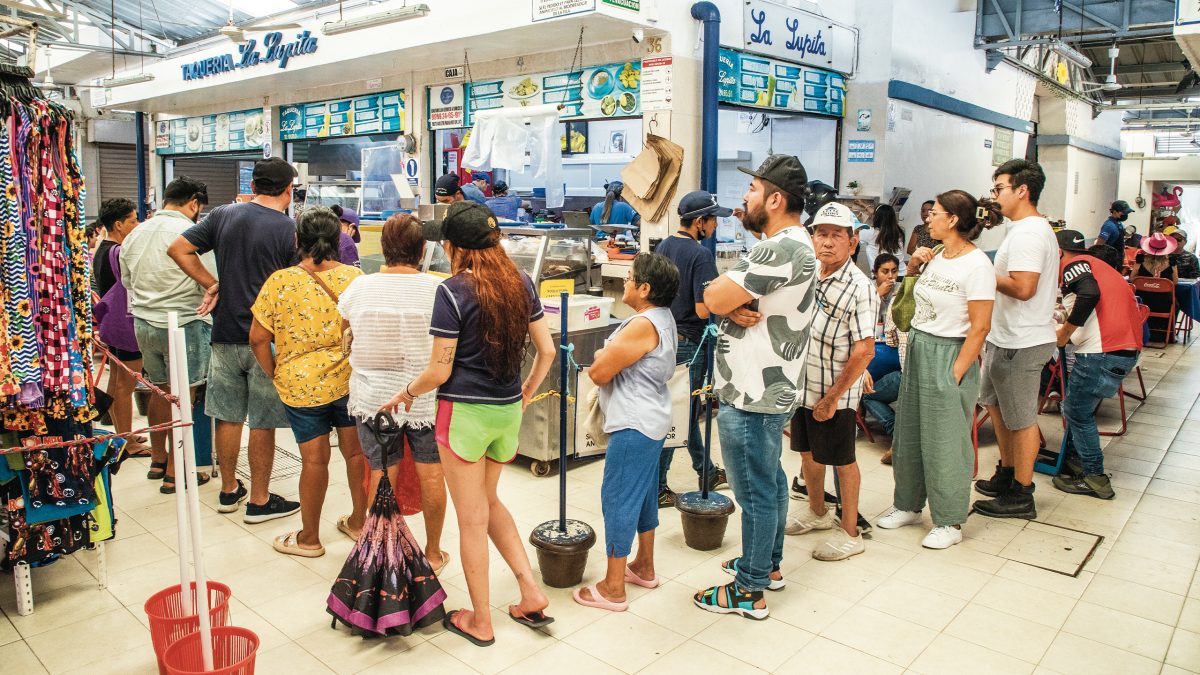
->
xmin=720 ymin=558 xmax=786 ymax=591
xmin=693 ymin=582 xmax=768 ymax=620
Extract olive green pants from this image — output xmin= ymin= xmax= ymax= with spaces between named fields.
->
xmin=892 ymin=330 xmax=979 ymax=527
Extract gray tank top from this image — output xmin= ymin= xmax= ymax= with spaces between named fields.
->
xmin=598 ymin=306 xmax=678 ymax=440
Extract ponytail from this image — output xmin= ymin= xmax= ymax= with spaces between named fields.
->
xmin=936 ymin=190 xmax=1003 ymax=241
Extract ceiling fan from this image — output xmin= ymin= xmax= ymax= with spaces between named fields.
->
xmin=1082 ymin=45 xmax=1122 ymax=93
xmin=217 ymin=0 xmax=301 ymax=43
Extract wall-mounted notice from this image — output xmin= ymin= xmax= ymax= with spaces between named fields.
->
xmin=428 ymin=84 xmax=466 ymax=130
xmin=533 ymin=0 xmax=595 ymax=21
xmin=640 ymin=57 xmax=672 ymax=111
xmin=848 ymin=140 xmax=875 ymax=162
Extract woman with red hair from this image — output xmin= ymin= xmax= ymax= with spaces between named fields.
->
xmin=383 ymin=201 xmax=556 ymax=646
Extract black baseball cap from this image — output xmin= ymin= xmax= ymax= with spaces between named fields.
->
xmin=443 ymin=201 xmax=499 ymax=249
xmin=738 ymin=154 xmax=809 ymax=200
xmin=493 ymin=180 xmax=509 ymax=193
xmin=252 ymin=157 xmax=298 ymax=194
xmin=678 ymin=190 xmax=733 ymax=220
xmin=1111 ymin=200 xmax=1134 ymax=214
xmin=435 ymin=173 xmax=462 ymax=197
xmin=1056 ymin=229 xmax=1088 ymax=253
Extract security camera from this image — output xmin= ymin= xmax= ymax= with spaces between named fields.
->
xmin=632 ymin=28 xmax=644 ymax=43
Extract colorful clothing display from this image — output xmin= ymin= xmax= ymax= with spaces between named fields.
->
xmin=0 ymin=73 xmax=108 ymax=571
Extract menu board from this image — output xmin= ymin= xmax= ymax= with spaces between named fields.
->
xmin=155 ymin=109 xmax=265 ymax=155
xmin=465 ymin=60 xmax=641 ymax=125
xmin=718 ymin=48 xmax=845 ymax=118
xmin=279 ymin=91 xmax=405 ymax=141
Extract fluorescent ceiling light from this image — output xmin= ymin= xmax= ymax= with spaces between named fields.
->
xmin=1049 ymin=40 xmax=1092 ymax=70
xmin=322 ymin=4 xmax=429 ymax=35
xmin=101 ymin=73 xmax=155 ymax=87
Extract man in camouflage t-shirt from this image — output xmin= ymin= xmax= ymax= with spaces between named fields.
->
xmin=693 ymin=155 xmax=817 ymax=621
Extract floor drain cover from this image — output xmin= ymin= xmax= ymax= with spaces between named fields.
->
xmin=998 ymin=521 xmax=1102 ymax=577
xmin=234 ymin=445 xmax=302 ymax=482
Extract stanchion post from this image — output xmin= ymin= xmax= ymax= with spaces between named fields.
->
xmin=166 ymin=312 xmax=194 ymax=616
xmin=700 ymin=321 xmax=715 ymax=500
xmin=170 ymin=318 xmax=213 ymax=671
xmin=558 ymin=291 xmax=569 ymax=533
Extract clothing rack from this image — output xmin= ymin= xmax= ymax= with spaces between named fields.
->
xmin=0 ymin=63 xmax=109 ymax=615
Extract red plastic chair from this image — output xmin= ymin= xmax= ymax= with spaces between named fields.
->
xmin=856 ymin=403 xmax=874 ymax=443
xmin=1133 ymin=277 xmax=1176 ymax=347
xmin=1098 ymin=305 xmax=1151 ymax=437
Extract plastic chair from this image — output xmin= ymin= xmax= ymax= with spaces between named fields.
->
xmin=1133 ymin=276 xmax=1176 ymax=347
xmin=1176 ymin=307 xmax=1193 ymax=343
xmin=856 ymin=404 xmax=874 ymax=443
xmin=1037 ymin=355 xmax=1067 ymax=428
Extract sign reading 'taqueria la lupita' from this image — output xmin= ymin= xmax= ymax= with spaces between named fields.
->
xmin=181 ymin=31 xmax=318 ymax=81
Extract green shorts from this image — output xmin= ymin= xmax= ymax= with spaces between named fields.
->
xmin=435 ymin=400 xmax=522 ymax=463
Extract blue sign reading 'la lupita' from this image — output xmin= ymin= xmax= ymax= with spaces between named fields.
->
xmin=182 ymin=31 xmax=318 ymax=81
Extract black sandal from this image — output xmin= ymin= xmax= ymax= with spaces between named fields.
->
xmin=508 ymin=606 xmax=555 ymax=629
xmin=146 ymin=461 xmax=167 ymax=480
xmin=160 ymin=472 xmax=211 ymax=495
xmin=443 ymin=610 xmax=494 ymax=647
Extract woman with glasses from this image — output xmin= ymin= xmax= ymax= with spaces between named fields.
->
xmin=875 ymin=191 xmax=1001 ymax=549
xmin=574 ymin=253 xmax=678 ymax=612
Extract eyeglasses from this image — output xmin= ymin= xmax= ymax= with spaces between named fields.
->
xmin=990 ymin=184 xmax=1013 ymax=196
xmin=928 ymin=209 xmax=951 ymax=218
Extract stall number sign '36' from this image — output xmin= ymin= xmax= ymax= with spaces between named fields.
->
xmin=182 ymin=31 xmax=319 ymax=81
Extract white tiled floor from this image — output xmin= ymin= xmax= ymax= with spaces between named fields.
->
xmin=4 ymin=341 xmax=1200 ymax=674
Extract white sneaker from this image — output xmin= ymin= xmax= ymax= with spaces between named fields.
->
xmin=785 ymin=506 xmax=837 ymax=535
xmin=876 ymin=507 xmax=923 ymax=529
xmin=921 ymin=526 xmax=963 ymax=550
xmin=812 ymin=528 xmax=865 ymax=561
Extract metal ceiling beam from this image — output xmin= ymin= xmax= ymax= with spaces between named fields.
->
xmin=1093 ymin=61 xmax=1186 ymax=76
xmin=976 ymin=0 xmax=1175 ymax=47
xmin=58 ymin=1 xmax=174 ymax=51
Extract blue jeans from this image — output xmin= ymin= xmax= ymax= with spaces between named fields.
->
xmin=601 ymin=429 xmax=663 ymax=558
xmin=659 ymin=336 xmax=716 ymax=490
xmin=862 ymin=370 xmax=901 ymax=435
xmin=717 ymin=405 xmax=790 ymax=592
xmin=1063 ymin=352 xmax=1138 ymax=475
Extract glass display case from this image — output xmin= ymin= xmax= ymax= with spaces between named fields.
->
xmin=302 ymin=181 xmax=361 ymax=212
xmin=499 ymin=226 xmax=596 ymax=293
xmin=361 ymin=143 xmax=413 ymax=219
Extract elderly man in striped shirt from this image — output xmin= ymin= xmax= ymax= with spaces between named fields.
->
xmin=784 ymin=202 xmax=877 ymax=561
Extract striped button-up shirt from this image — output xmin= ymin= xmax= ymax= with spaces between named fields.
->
xmin=801 ymin=258 xmax=878 ymax=410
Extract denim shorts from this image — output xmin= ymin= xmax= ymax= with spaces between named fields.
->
xmin=355 ymin=416 xmax=439 ymax=469
xmin=283 ymin=395 xmax=355 ymax=444
xmin=205 ymin=343 xmax=290 ymax=429
xmin=133 ymin=319 xmax=211 ymax=387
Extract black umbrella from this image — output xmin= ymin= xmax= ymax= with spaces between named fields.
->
xmin=327 ymin=412 xmax=447 ymax=638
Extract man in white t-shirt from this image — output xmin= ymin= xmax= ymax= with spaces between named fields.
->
xmin=692 ymin=155 xmax=817 ymax=621
xmin=973 ymin=159 xmax=1058 ymax=520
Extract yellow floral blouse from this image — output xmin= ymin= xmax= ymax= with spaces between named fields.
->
xmin=251 ymin=265 xmax=362 ymax=408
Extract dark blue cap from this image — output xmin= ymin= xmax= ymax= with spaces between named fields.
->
xmin=678 ymin=190 xmax=733 ymax=220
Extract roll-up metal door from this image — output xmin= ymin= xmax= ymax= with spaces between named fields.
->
xmin=98 ymin=143 xmax=139 ymax=210
xmin=170 ymin=157 xmax=241 ymax=212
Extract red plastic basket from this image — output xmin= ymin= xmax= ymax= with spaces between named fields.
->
xmin=162 ymin=626 xmax=259 ymax=675
xmin=144 ymin=582 xmax=233 ymax=674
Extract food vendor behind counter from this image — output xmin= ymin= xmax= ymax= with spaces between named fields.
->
xmin=462 ymin=171 xmax=489 ymax=205
xmin=484 ymin=181 xmax=527 ymax=222
xmin=590 ymin=180 xmax=641 ymax=227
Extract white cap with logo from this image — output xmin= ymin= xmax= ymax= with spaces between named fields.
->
xmin=810 ymin=201 xmax=856 ymax=230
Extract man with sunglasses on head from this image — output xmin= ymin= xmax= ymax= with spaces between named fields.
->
xmin=972 ymin=159 xmax=1059 ymax=520
xmin=652 ymin=191 xmax=732 ymax=508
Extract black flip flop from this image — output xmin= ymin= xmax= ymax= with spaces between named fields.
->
xmin=443 ymin=610 xmax=494 ymax=647
xmin=160 ymin=472 xmax=211 ymax=495
xmin=508 ymin=606 xmax=555 ymax=629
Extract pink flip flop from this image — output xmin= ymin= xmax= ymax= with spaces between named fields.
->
xmin=572 ymin=583 xmax=628 ymax=612
xmin=624 ymin=565 xmax=662 ymax=589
